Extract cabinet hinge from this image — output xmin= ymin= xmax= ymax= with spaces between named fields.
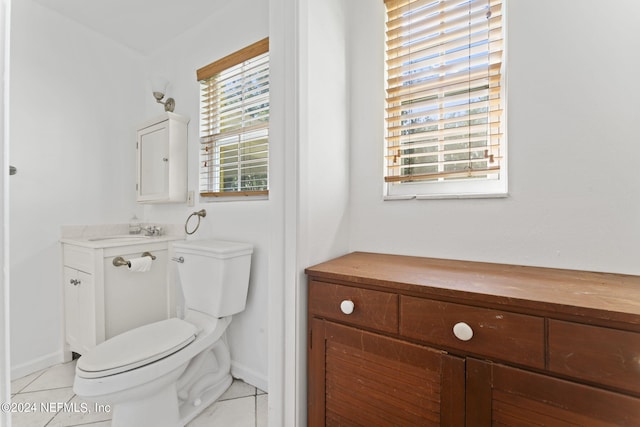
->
xmin=136 ymin=183 xmax=138 ymax=191
xmin=309 ymin=328 xmax=312 ymax=350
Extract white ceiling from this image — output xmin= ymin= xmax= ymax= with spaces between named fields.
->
xmin=32 ymin=0 xmax=228 ymax=55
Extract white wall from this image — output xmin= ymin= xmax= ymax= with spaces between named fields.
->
xmin=0 ymin=0 xmax=10 ymax=424
xmin=293 ymin=0 xmax=351 ymax=423
xmin=9 ymin=0 xmax=144 ymax=376
xmin=300 ymin=0 xmax=350 ymax=265
xmin=347 ymin=0 xmax=640 ymax=275
xmin=141 ymin=0 xmax=270 ymax=390
xmin=9 ymin=0 xmax=274 ymax=390
xmin=267 ymin=0 xmax=300 ymax=424
xmin=10 ymin=0 xmax=640 ymax=423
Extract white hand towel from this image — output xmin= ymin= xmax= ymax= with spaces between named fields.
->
xmin=127 ymin=256 xmax=153 ymax=273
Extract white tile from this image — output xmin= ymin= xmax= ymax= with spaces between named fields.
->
xmin=11 ymin=370 xmax=45 ymax=395
xmin=74 ymin=422 xmax=111 ymax=427
xmin=10 ymin=387 xmax=75 ymax=427
xmin=22 ymin=361 xmax=76 ymax=393
xmin=219 ymin=380 xmax=256 ymax=401
xmin=10 ymin=362 xmax=268 ymax=427
xmin=187 ymin=396 xmax=255 ymax=427
xmin=46 ymin=394 xmax=112 ymax=427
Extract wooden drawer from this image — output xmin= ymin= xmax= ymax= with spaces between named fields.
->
xmin=549 ymin=320 xmax=640 ymax=395
xmin=400 ymin=296 xmax=545 ymax=368
xmin=63 ymin=244 xmax=94 ymax=273
xmin=308 ymin=281 xmax=398 ymax=334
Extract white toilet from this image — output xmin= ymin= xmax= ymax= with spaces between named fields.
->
xmin=73 ymin=239 xmax=253 ymax=427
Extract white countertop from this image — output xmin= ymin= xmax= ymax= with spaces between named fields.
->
xmin=60 ymin=234 xmax=184 ymax=249
xmin=60 ymin=223 xmax=185 ymax=249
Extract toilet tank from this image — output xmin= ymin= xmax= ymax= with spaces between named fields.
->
xmin=172 ymin=239 xmax=253 ymax=318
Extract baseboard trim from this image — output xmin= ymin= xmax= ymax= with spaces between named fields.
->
xmin=231 ymin=361 xmax=268 ymax=393
xmin=11 ymin=351 xmax=64 ymax=380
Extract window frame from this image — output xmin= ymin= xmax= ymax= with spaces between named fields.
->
xmin=383 ymin=0 xmax=507 ymax=200
xmin=197 ymin=38 xmax=270 ymax=199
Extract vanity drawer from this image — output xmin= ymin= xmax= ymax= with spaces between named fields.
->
xmin=400 ymin=296 xmax=545 ymax=368
xmin=548 ymin=320 xmax=640 ymax=395
xmin=308 ymin=281 xmax=398 ymax=334
xmin=63 ymin=244 xmax=94 ymax=273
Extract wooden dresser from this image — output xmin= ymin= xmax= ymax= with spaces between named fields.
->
xmin=306 ymin=252 xmax=640 ymax=426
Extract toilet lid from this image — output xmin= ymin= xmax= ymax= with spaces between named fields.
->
xmin=76 ymin=318 xmax=198 ymax=379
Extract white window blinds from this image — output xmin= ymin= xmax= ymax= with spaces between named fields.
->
xmin=384 ymin=0 xmax=505 ymax=197
xmin=197 ymin=38 xmax=269 ymax=197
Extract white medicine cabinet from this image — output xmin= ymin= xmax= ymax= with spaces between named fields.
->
xmin=136 ymin=112 xmax=189 ymax=203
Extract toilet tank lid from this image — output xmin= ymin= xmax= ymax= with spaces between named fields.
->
xmin=173 ymin=239 xmax=253 ymax=258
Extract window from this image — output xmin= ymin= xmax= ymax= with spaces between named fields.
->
xmin=384 ymin=0 xmax=505 ymax=199
xmin=197 ymin=38 xmax=270 ymax=198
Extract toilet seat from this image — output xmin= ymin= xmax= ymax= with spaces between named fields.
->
xmin=76 ymin=318 xmax=198 ymax=379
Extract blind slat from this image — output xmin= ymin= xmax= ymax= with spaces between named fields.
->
xmin=386 ymin=62 xmax=501 ymax=98
xmin=201 ymin=65 xmax=269 ymax=98
xmin=387 ymin=123 xmax=502 ymax=145
xmin=198 ymin=40 xmax=270 ymax=196
xmin=384 ymin=0 xmax=504 ymax=189
xmin=386 ymin=2 xmax=501 ymax=49
xmin=386 ymin=109 xmax=503 ymax=136
xmin=200 ymin=122 xmax=269 ymax=143
xmin=386 ymin=0 xmax=493 ymax=33
xmin=386 ymin=43 xmax=504 ymax=81
xmin=386 ymin=10 xmax=503 ymax=55
xmin=387 ymin=134 xmax=503 ymax=153
xmin=386 ymin=81 xmax=501 ymax=116
xmin=384 ymin=166 xmax=500 ymax=183
xmin=386 ymin=27 xmax=503 ymax=70
xmin=386 ymin=149 xmax=501 ymax=165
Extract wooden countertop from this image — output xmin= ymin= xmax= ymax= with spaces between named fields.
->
xmin=305 ymin=252 xmax=640 ymax=330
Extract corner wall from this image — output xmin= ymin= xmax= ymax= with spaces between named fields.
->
xmin=291 ymin=0 xmax=352 ymax=424
xmin=9 ymin=0 xmax=144 ymax=376
xmin=141 ymin=0 xmax=270 ymax=390
xmin=347 ymin=0 xmax=640 ymax=275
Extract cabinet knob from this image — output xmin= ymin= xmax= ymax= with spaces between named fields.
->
xmin=453 ymin=322 xmax=474 ymax=341
xmin=340 ymin=300 xmax=355 ymax=315
xmin=69 ymin=279 xmax=80 ymax=286
xmin=162 ymin=157 xmax=169 ymax=162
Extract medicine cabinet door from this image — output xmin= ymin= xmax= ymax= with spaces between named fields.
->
xmin=137 ymin=120 xmax=170 ymax=201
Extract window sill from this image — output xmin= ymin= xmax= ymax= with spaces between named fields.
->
xmin=384 ymin=192 xmax=509 ymax=201
xmin=200 ymin=191 xmax=269 ymax=202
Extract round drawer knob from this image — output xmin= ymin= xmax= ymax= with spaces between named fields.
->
xmin=340 ymin=300 xmax=355 ymax=315
xmin=453 ymin=322 xmax=474 ymax=341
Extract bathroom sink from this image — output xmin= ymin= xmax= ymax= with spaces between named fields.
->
xmin=87 ymin=235 xmax=151 ymax=242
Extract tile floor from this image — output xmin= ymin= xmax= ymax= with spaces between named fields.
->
xmin=10 ymin=360 xmax=267 ymax=427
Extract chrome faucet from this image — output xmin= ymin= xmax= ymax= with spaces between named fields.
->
xmin=143 ymin=225 xmax=163 ymax=237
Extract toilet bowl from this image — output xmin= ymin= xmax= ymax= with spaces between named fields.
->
xmin=73 ymin=239 xmax=253 ymax=427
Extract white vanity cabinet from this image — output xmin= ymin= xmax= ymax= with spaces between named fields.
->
xmin=136 ymin=112 xmax=189 ymax=203
xmin=63 ymin=266 xmax=95 ymax=354
xmin=61 ymin=238 xmax=181 ymax=357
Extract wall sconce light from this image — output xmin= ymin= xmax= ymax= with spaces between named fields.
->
xmin=151 ymin=77 xmax=175 ymax=112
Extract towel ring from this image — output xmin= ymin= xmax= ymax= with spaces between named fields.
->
xmin=185 ymin=209 xmax=207 ymax=235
